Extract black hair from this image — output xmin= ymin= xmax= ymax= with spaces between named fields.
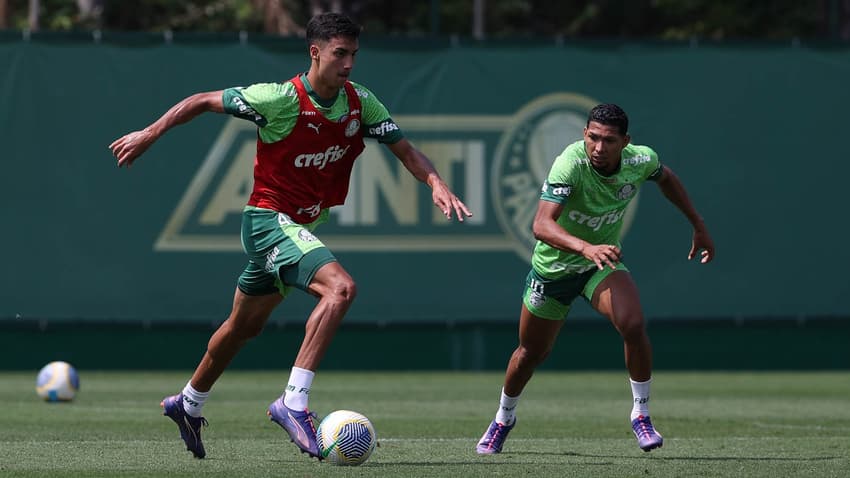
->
xmin=587 ymin=104 xmax=629 ymax=136
xmin=306 ymin=12 xmax=361 ymax=44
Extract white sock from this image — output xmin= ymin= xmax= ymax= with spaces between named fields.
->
xmin=283 ymin=366 xmax=315 ymax=410
xmin=181 ymin=382 xmax=209 ymax=418
xmin=495 ymin=388 xmax=520 ymax=426
xmin=630 ymin=377 xmax=651 ymax=421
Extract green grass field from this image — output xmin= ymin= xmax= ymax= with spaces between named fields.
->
xmin=1 ymin=371 xmax=848 ymax=477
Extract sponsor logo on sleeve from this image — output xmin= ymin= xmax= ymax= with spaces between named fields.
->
xmin=367 ymin=121 xmax=399 ymax=137
xmin=231 ymin=96 xmax=266 ymax=125
xmin=551 ymin=184 xmax=573 ymax=197
xmin=622 ymin=154 xmax=651 ymax=166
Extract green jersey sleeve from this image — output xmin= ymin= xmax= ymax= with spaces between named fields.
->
xmin=621 ymin=144 xmax=663 ymax=181
xmin=645 ymin=148 xmax=663 ymax=181
xmin=222 ymin=83 xmax=301 ymax=144
xmin=540 ymin=141 xmax=584 ymax=204
xmin=223 ymin=83 xmax=290 ymax=126
xmin=351 ymin=82 xmax=404 ymax=144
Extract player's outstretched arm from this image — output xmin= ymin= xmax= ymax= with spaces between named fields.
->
xmin=109 ymin=91 xmax=225 ymax=168
xmin=654 ymin=165 xmax=715 ymax=264
xmin=386 ymin=138 xmax=472 ymax=222
xmin=533 ymin=200 xmax=621 ymax=270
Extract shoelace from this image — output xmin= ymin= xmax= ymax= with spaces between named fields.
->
xmin=633 ymin=417 xmax=655 ymax=438
xmin=305 ymin=411 xmax=318 ymax=434
xmin=487 ymin=423 xmax=507 ymax=446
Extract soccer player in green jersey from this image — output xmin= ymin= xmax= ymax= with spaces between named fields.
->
xmin=109 ymin=13 xmax=471 ymax=460
xmin=476 ymin=103 xmax=714 ymax=454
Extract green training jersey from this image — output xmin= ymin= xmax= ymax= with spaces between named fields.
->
xmin=532 ymin=140 xmax=663 ymax=279
xmin=221 ymin=74 xmax=404 ymax=144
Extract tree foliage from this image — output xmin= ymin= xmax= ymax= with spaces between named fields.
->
xmin=1 ymin=0 xmax=847 ymax=40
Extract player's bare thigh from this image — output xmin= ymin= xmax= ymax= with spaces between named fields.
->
xmin=589 ymin=270 xmax=645 ymax=335
xmin=518 ymin=304 xmax=565 ymax=355
xmin=228 ymin=287 xmax=283 ymax=333
xmin=307 ymin=261 xmax=357 ymax=300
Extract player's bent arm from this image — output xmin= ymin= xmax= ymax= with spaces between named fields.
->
xmin=110 ymin=91 xmax=224 ymax=168
xmin=532 ymin=200 xmax=588 ymax=254
xmin=654 ymin=165 xmax=706 ymax=231
xmin=386 ymin=139 xmax=472 ymax=221
xmin=533 ymin=200 xmax=622 ymax=270
xmin=143 ymin=91 xmax=225 ymax=139
xmin=386 ymin=138 xmax=440 ymax=185
xmin=655 ymin=165 xmax=716 ymax=263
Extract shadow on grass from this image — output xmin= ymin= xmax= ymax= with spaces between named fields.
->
xmin=511 ymin=451 xmax=841 ymax=462
xmin=360 ymin=456 xmax=840 ymax=468
xmin=364 ymin=461 xmax=607 ymax=467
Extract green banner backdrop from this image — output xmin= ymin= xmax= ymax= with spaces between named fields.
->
xmin=1 ymin=37 xmax=848 ymax=324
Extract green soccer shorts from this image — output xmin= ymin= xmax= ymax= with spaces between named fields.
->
xmin=237 ymin=206 xmax=337 ymax=297
xmin=522 ymin=262 xmax=628 ymax=320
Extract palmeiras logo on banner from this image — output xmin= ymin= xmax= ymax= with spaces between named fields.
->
xmin=155 ymin=92 xmax=639 ymax=263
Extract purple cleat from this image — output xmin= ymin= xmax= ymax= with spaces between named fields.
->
xmin=267 ymin=397 xmax=322 ymax=460
xmin=161 ymin=394 xmax=209 ymax=459
xmin=476 ymin=419 xmax=515 ymax=454
xmin=632 ymin=415 xmax=663 ymax=452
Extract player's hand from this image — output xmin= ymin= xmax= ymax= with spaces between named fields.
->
xmin=582 ymin=243 xmax=621 ymax=270
xmin=688 ymin=226 xmax=715 ymax=264
xmin=109 ymin=129 xmax=156 ymax=168
xmin=430 ymin=178 xmax=473 ymax=222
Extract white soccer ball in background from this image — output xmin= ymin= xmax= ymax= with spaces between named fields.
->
xmin=36 ymin=361 xmax=80 ymax=402
xmin=317 ymin=410 xmax=377 ymax=466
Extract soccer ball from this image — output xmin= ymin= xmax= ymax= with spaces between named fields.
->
xmin=36 ymin=361 xmax=80 ymax=402
xmin=316 ymin=410 xmax=377 ymax=466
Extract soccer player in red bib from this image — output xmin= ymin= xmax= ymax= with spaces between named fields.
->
xmin=110 ymin=13 xmax=471 ymax=460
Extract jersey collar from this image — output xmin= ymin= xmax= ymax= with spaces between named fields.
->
xmin=300 ymin=73 xmax=340 ymax=109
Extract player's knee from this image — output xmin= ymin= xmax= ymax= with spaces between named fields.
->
xmin=231 ymin=315 xmax=267 ymax=340
xmin=516 ymin=345 xmax=550 ymax=368
xmin=326 ymin=277 xmax=357 ymax=305
xmin=241 ymin=320 xmax=266 ymax=339
xmin=211 ymin=316 xmax=260 ymax=347
xmin=615 ymin=313 xmax=646 ymax=341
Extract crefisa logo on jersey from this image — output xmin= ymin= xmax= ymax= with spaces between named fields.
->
xmin=491 ymin=93 xmax=640 ymax=261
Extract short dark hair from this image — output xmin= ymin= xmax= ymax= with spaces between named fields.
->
xmin=587 ymin=104 xmax=629 ymax=136
xmin=306 ymin=13 xmax=361 ymax=44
